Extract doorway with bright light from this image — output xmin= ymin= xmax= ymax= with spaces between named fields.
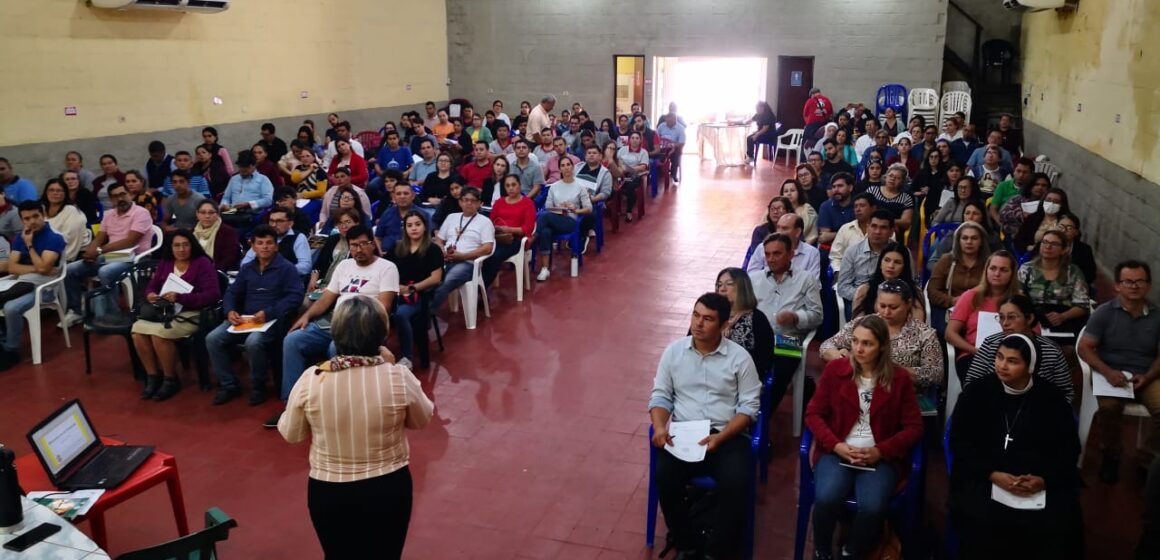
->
xmin=651 ymin=56 xmax=768 ymax=154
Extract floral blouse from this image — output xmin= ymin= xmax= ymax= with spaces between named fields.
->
xmin=1017 ymin=262 xmax=1091 ymax=309
xmin=819 ymin=315 xmax=944 ymax=390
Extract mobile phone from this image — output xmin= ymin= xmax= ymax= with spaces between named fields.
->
xmin=3 ymin=522 xmax=61 ymax=552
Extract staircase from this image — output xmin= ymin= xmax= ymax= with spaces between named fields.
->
xmin=943 ymin=0 xmax=1023 ymax=130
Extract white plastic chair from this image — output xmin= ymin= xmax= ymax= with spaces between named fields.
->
xmin=773 ymin=128 xmax=804 ymax=167
xmin=0 ymin=263 xmax=72 ymax=365
xmin=1034 ymin=156 xmax=1061 ymax=186
xmin=908 ymin=88 xmax=940 ymax=125
xmin=942 ymin=81 xmax=971 ymax=95
xmin=791 ymin=329 xmax=818 ymax=437
xmin=939 ymin=91 xmax=972 ymax=127
xmin=448 ymin=244 xmax=496 ymax=329
xmin=1076 ymin=327 xmax=1149 ymax=467
xmin=122 ymin=225 xmax=164 ymax=309
xmin=504 ymin=227 xmax=534 ymax=302
xmin=945 ymin=342 xmax=962 ymax=428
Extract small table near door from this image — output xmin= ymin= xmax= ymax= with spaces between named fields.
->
xmin=698 ymin=123 xmax=749 ymax=167
xmin=15 ymin=438 xmax=190 ymax=552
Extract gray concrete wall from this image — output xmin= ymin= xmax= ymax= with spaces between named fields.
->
xmin=1025 ymin=120 xmax=1160 ymax=298
xmin=0 ymin=103 xmax=438 ymax=191
xmin=445 ymin=0 xmax=948 ymax=119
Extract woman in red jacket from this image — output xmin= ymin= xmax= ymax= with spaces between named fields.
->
xmin=804 ymin=315 xmax=923 ymax=560
xmin=327 ymin=138 xmax=369 ymax=187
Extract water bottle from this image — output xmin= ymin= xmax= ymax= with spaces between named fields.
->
xmin=0 ymin=444 xmax=22 ymax=533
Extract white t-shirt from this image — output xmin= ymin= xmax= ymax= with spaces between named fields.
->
xmin=844 ymin=375 xmax=877 ymax=448
xmin=437 ymin=212 xmax=495 ymax=254
xmin=326 ymin=257 xmax=400 ymax=305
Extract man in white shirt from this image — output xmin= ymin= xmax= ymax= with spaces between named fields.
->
xmin=854 ymin=118 xmax=879 ymax=157
xmin=271 ymin=224 xmax=399 ymax=426
xmin=423 ymin=101 xmax=440 ymax=130
xmin=829 ymin=193 xmax=878 ymax=274
xmin=430 ymin=187 xmax=495 ymax=312
xmin=322 ymin=121 xmax=365 ymax=168
xmin=527 ymin=95 xmax=556 ymax=144
xmin=745 ymin=213 xmax=820 ymax=278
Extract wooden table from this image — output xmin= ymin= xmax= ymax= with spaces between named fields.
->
xmin=15 ymin=438 xmax=190 ymax=551
xmin=0 ymin=497 xmax=110 ymax=559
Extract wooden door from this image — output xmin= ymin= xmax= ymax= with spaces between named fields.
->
xmin=776 ymin=56 xmax=814 ymax=129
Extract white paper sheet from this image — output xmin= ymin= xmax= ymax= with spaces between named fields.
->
xmin=665 ymin=420 xmax=710 ymax=463
xmin=159 ymin=273 xmax=193 ymax=314
xmin=412 ymin=154 xmax=423 ymax=164
xmin=295 ymin=198 xmax=310 ymax=208
xmin=938 ymin=189 xmax=954 ymax=208
xmin=28 ymin=489 xmax=105 ymax=517
xmin=975 ymin=311 xmax=1002 ymax=344
xmin=1020 ymin=200 xmax=1040 ymax=214
xmin=227 ymin=318 xmax=278 ymax=334
xmin=991 ymin=484 xmax=1046 ymax=510
xmin=1040 ymin=328 xmax=1075 ymax=339
xmin=1093 ymin=370 xmax=1136 ymax=399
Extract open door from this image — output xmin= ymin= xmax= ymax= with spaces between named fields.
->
xmin=776 ymin=56 xmax=814 ymax=129
xmin=614 ymin=55 xmax=646 ymax=116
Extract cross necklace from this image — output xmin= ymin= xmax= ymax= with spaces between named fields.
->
xmin=1003 ymin=399 xmax=1027 ymax=451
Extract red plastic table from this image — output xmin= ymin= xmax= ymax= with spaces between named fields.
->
xmin=15 ymin=437 xmax=190 ymax=551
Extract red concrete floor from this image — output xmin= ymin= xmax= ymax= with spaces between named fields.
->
xmin=0 ymin=157 xmax=1147 ymax=559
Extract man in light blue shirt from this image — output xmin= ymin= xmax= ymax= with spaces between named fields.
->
xmin=160 ymin=151 xmax=210 ymax=198
xmin=219 ymin=150 xmax=273 ymax=229
xmin=656 ymin=112 xmax=687 ymax=183
xmin=410 ymin=139 xmax=438 ymax=185
xmin=649 ymin=292 xmax=760 ymax=560
xmin=0 ymin=158 xmax=38 ymax=204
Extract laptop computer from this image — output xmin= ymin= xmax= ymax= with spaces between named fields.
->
xmin=25 ymin=399 xmax=154 ymax=490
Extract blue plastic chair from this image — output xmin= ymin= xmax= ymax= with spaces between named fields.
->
xmin=793 ymin=428 xmax=926 ymax=560
xmin=542 ymin=210 xmax=583 ymax=276
xmin=593 ymin=200 xmax=605 ymax=253
xmin=759 ymin=374 xmax=776 ymax=483
xmin=533 ymin=184 xmax=549 ymax=210
xmin=921 ymin=222 xmax=960 ymax=284
xmin=741 ymin=245 xmax=754 ymax=271
xmin=302 ymin=199 xmax=322 ymax=225
xmin=645 ymin=413 xmax=762 ymax=560
xmin=876 ymin=84 xmax=909 ymax=123
xmin=943 ymin=416 xmax=960 ymax=560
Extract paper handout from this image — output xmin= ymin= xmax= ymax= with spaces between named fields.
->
xmin=1092 ymin=370 xmax=1136 ymax=399
xmin=665 ymin=420 xmax=711 ymax=463
xmin=991 ymin=484 xmax=1046 ymax=510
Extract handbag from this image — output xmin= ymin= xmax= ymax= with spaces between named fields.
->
xmin=136 ymin=300 xmax=196 ymax=329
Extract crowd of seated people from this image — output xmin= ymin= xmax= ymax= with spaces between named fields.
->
xmin=2 ymin=86 xmax=1156 ymax=560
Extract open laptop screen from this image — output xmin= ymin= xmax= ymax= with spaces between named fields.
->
xmin=28 ymin=400 xmax=99 ymax=478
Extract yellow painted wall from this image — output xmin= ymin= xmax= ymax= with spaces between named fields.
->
xmin=0 ymin=0 xmax=448 ymax=147
xmin=1021 ymin=0 xmax=1160 ymax=182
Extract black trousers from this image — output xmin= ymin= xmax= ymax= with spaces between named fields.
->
xmin=746 ymin=130 xmax=781 ymax=160
xmin=307 ymin=467 xmax=413 ymax=560
xmin=656 ymin=433 xmax=751 ymax=556
xmin=620 ymin=178 xmax=641 ymax=214
xmin=1138 ymin=455 xmax=1160 ymax=560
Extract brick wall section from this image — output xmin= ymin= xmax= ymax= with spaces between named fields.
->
xmin=1025 ymin=120 xmax=1160 ymax=299
xmin=445 ymin=0 xmax=948 ymax=117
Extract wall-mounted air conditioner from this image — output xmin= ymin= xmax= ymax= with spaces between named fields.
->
xmin=1002 ymin=0 xmax=1075 ymax=11
xmin=89 ymin=0 xmax=230 ymax=14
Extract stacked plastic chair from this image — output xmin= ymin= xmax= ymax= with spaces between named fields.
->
xmin=876 ymin=84 xmax=908 ymax=123
xmin=939 ymin=91 xmax=972 ymax=126
xmin=907 ymin=88 xmax=940 ymax=128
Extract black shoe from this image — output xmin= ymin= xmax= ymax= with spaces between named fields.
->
xmin=152 ymin=377 xmax=182 ymax=401
xmin=141 ymin=375 xmax=163 ymax=400
xmin=263 ymin=411 xmax=283 ymax=429
xmin=1100 ymin=453 xmax=1121 ymax=484
xmin=212 ymin=387 xmax=240 ymax=406
xmin=248 ymin=387 xmax=269 ymax=406
xmin=0 ymin=349 xmax=20 ymax=371
xmin=625 ymin=213 xmax=634 ymax=223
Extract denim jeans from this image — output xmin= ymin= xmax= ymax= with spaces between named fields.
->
xmin=393 ymin=302 xmax=422 ymax=361
xmin=281 ymin=322 xmax=336 ymax=401
xmin=535 ymin=212 xmax=577 ymax=253
xmin=812 ymin=453 xmax=898 ymax=557
xmin=430 ymin=261 xmax=474 ymax=312
xmin=205 ymin=321 xmax=279 ymax=392
xmin=2 ymin=291 xmax=38 ymax=352
xmin=65 ymin=258 xmax=132 ymax=316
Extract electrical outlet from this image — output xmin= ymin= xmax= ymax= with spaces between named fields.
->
xmin=487 ymin=88 xmax=494 ymax=94
xmin=562 ymin=90 xmax=569 ymax=96
xmin=1040 ymin=93 xmax=1044 ymax=101
xmin=1077 ymin=103 xmax=1082 ymax=112
xmin=405 ymin=84 xmax=412 ymax=91
xmin=1115 ymin=114 xmax=1121 ymax=123
xmin=300 ymin=91 xmax=309 ymax=99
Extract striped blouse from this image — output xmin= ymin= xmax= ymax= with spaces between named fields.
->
xmin=278 ymin=361 xmax=434 ymax=483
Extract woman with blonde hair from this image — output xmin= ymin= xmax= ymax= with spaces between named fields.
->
xmin=946 ymin=250 xmax=1022 ymax=374
xmin=279 ymin=295 xmax=434 ymax=559
xmin=806 ymin=315 xmax=924 ymax=560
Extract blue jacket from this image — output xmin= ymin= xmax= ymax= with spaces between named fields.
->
xmin=223 ymin=253 xmax=304 ymax=320
xmin=375 ymin=204 xmax=430 ymax=251
xmin=1 ymin=177 xmax=37 ymax=204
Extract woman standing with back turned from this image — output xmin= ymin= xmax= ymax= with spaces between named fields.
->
xmin=279 ymin=296 xmax=434 ymax=559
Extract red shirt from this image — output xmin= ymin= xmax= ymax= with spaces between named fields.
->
xmin=804 ymin=359 xmax=923 ymax=472
xmin=802 ymin=94 xmax=834 ymax=125
xmin=488 ymin=195 xmax=536 ymax=238
xmin=458 ymin=160 xmax=492 ymax=189
xmin=328 ymin=152 xmax=369 ymax=187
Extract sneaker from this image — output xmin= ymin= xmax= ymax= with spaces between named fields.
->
xmin=1100 ymin=453 xmax=1121 ymax=484
xmin=248 ymin=387 xmax=269 ymax=406
xmin=60 ymin=310 xmax=83 ymax=328
xmin=211 ymin=387 xmax=241 ymax=406
xmin=263 ymin=411 xmax=283 ymax=429
xmin=397 ymin=357 xmax=413 ymax=370
xmin=536 ymin=268 xmax=550 ymax=282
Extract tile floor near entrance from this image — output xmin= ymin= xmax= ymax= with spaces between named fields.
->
xmin=0 ymin=157 xmax=1145 ymax=559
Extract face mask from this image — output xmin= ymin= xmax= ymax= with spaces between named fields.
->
xmin=1043 ymin=202 xmax=1061 ymax=215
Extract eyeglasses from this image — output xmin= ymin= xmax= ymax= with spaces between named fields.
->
xmin=1040 ymin=240 xmax=1064 ymax=248
xmin=348 ymin=240 xmax=374 ymax=249
xmin=1119 ymin=279 xmax=1150 ymax=288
